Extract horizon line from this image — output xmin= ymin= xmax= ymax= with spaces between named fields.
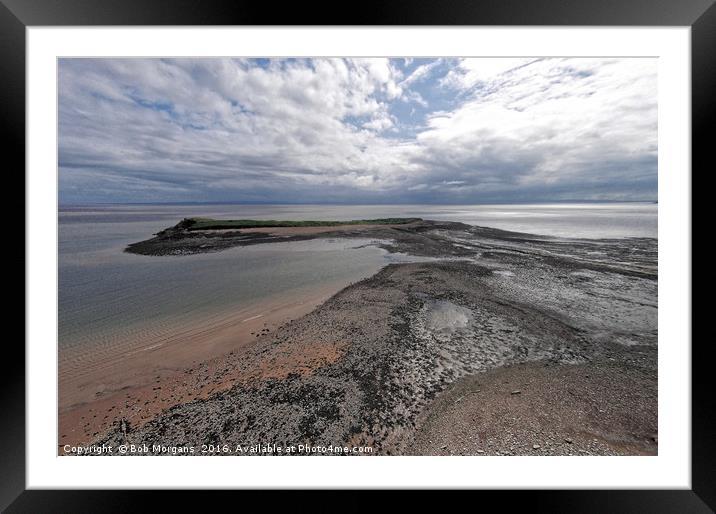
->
xmin=58 ymin=199 xmax=658 ymax=207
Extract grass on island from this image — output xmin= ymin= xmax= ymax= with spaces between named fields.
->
xmin=182 ymin=217 xmax=422 ymax=231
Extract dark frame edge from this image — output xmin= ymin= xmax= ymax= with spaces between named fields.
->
xmin=5 ymin=0 xmax=712 ymax=511
xmin=691 ymin=1 xmax=716 ymax=510
xmin=0 ymin=0 xmax=715 ymax=26
xmin=0 ymin=1 xmax=26 ymax=513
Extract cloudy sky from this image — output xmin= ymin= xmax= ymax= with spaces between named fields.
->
xmin=58 ymin=57 xmax=657 ymax=204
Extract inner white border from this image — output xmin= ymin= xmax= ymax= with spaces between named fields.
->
xmin=27 ymin=26 xmax=691 ymax=489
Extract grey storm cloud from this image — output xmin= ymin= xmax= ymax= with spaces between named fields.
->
xmin=58 ymin=57 xmax=657 ymax=204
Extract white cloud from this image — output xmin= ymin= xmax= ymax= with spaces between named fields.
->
xmin=402 ymin=90 xmax=428 ymax=108
xmin=400 ymin=59 xmax=442 ymax=88
xmin=58 ymin=57 xmax=657 ymax=204
xmin=363 ymin=112 xmax=394 ymax=132
xmin=441 ymin=58 xmax=536 ymax=90
xmin=413 ymin=58 xmax=657 ymax=199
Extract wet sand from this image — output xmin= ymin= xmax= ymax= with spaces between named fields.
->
xmin=59 ymin=282 xmax=346 ymax=449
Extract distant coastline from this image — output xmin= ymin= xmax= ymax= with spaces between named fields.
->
xmin=59 ymin=200 xmax=659 ymax=209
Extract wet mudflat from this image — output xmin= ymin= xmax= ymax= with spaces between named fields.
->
xmin=93 ymin=220 xmax=657 ymax=455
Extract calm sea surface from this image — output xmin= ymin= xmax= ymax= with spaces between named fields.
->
xmin=58 ymin=203 xmax=657 ymax=358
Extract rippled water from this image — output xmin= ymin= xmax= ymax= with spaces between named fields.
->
xmin=59 ymin=219 xmax=393 ymax=359
xmin=59 ymin=203 xmax=656 ymax=360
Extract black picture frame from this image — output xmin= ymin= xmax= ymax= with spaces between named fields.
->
xmin=3 ymin=0 xmax=711 ymax=511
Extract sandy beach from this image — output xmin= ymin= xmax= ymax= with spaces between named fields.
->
xmin=59 ymin=281 xmax=348 ymax=448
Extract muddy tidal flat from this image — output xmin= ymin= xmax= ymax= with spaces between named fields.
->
xmin=86 ymin=218 xmax=657 ymax=456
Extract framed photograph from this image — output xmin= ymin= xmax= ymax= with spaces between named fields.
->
xmin=5 ymin=0 xmax=711 ymax=510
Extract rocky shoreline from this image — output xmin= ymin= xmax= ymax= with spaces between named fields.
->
xmin=91 ymin=220 xmax=656 ymax=455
